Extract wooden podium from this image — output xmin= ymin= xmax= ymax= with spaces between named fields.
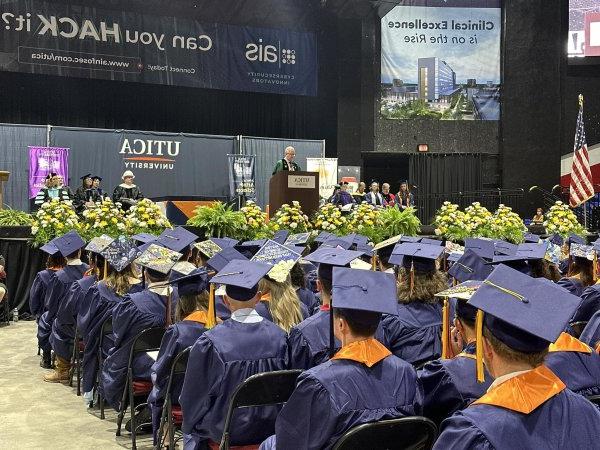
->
xmin=269 ymin=171 xmax=320 ymax=218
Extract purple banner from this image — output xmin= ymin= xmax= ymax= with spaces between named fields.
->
xmin=28 ymin=146 xmax=69 ymax=198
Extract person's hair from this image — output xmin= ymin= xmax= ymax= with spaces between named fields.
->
xmin=318 ymin=276 xmax=333 ymax=296
xmin=529 ymin=259 xmax=561 ymax=282
xmin=180 ymin=246 xmax=192 ymax=261
xmin=46 ymin=253 xmax=67 ymax=269
xmin=568 ymin=257 xmax=594 ymax=287
xmin=259 ymin=277 xmax=303 ymax=333
xmin=456 ymin=314 xmax=476 ymax=329
xmin=290 ymin=263 xmax=306 ymax=289
xmin=104 ymin=265 xmax=137 ymax=297
xmin=66 ymin=249 xmax=81 ymax=260
xmin=334 ymin=308 xmax=381 ymax=337
xmin=483 ymin=326 xmax=548 ymax=367
xmin=397 ymin=267 xmax=448 ymax=304
xmin=146 ymin=268 xmax=168 ymax=283
xmin=175 ymin=290 xmax=209 ymax=322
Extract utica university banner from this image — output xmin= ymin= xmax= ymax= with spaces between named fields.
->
xmin=28 ymin=146 xmax=69 ymax=198
xmin=228 ymin=154 xmax=257 ymax=202
xmin=0 ymin=0 xmax=318 ymax=96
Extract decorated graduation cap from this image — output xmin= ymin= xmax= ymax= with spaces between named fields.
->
xmin=570 ymin=243 xmax=595 ymax=260
xmin=101 ymin=236 xmax=140 ymax=272
xmin=436 ymin=280 xmax=483 ymax=358
xmin=285 ymin=232 xmax=311 ymax=246
xmin=156 ymin=227 xmax=198 ymax=253
xmin=85 ymin=234 xmax=114 ymax=254
xmin=273 ymin=230 xmax=290 ymax=244
xmin=40 ymin=239 xmax=60 ymax=256
xmin=468 ymin=264 xmax=582 ymax=382
xmin=464 ymin=238 xmax=495 ymax=261
xmin=523 ymin=233 xmax=540 ymax=243
xmin=207 ymin=246 xmax=248 ymax=272
xmin=134 ymin=243 xmax=182 ymax=274
xmin=169 ymin=269 xmax=209 ymax=297
xmin=251 ymin=239 xmax=302 ymax=283
xmin=194 ymin=239 xmax=223 ymax=259
xmin=448 ymin=249 xmax=492 ymax=283
xmin=305 ymin=247 xmax=365 ymax=282
xmin=131 ymin=233 xmax=157 ymax=245
xmin=53 ymin=230 xmax=86 ymax=257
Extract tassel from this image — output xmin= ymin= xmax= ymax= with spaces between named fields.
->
xmin=371 ymin=254 xmax=377 ymax=271
xmin=165 ymin=292 xmax=172 ymax=327
xmin=441 ymin=298 xmax=452 ymax=359
xmin=409 ymin=262 xmax=415 ymax=297
xmin=206 ymin=284 xmax=217 ymax=329
xmin=475 ymin=309 xmax=485 ymax=383
xmin=103 ymin=259 xmax=108 ymax=280
xmin=594 ymin=253 xmax=598 ymax=283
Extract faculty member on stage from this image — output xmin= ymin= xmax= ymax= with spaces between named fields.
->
xmin=272 ymin=146 xmax=301 ymax=174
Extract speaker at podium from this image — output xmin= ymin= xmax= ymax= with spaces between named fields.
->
xmin=268 ymin=171 xmax=320 ymax=218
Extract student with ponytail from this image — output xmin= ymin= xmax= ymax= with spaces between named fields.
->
xmin=257 ymin=272 xmax=308 ymax=333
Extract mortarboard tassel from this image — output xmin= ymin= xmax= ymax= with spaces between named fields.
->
xmin=409 ymin=261 xmax=415 ymax=297
xmin=103 ymin=259 xmax=108 ymax=280
xmin=329 ymin=297 xmax=335 ymax=357
xmin=475 ymin=309 xmax=485 ymax=383
xmin=594 ymin=253 xmax=598 ymax=283
xmin=441 ymin=297 xmax=452 ymax=359
xmin=371 ymin=254 xmax=377 ymax=271
xmin=165 ymin=291 xmax=172 ymax=328
xmin=206 ymin=284 xmax=217 ymax=329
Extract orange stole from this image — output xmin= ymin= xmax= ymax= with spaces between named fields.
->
xmin=184 ymin=310 xmax=208 ymax=325
xmin=331 ymin=338 xmax=391 ymax=368
xmin=472 ymin=365 xmax=565 ymax=414
xmin=596 ymin=342 xmax=600 ymax=355
xmin=548 ymin=332 xmax=592 ymax=354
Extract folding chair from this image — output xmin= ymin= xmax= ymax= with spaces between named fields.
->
xmin=587 ymin=394 xmax=600 ymax=407
xmin=97 ymin=317 xmax=113 ymax=419
xmin=116 ymin=326 xmax=166 ymax=450
xmin=570 ymin=321 xmax=589 ymax=338
xmin=218 ymin=369 xmax=303 ymax=450
xmin=332 ymin=416 xmax=438 ymax=450
xmin=156 ymin=347 xmax=190 ymax=450
xmin=69 ymin=326 xmax=85 ymax=396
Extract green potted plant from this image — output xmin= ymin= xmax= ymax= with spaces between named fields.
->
xmin=186 ymin=201 xmax=246 ymax=240
xmin=0 ymin=206 xmax=34 ymax=239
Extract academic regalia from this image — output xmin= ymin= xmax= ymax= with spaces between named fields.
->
xmin=557 ymin=277 xmax=586 ymax=297
xmin=559 ymin=258 xmax=569 ymax=275
xmin=573 ymin=283 xmax=600 ymax=323
xmin=49 ymin=274 xmax=97 ymax=360
xmin=580 ymin=310 xmax=600 ymax=349
xmin=28 ymin=268 xmax=58 ymax=318
xmin=112 ymin=184 xmax=144 ymax=211
xmin=544 ymin=332 xmax=600 ymax=397
xmin=148 ymin=311 xmax=207 ymax=444
xmin=296 ymin=287 xmax=319 ymax=312
xmin=288 ymin=308 xmax=339 ymax=370
xmin=418 ymin=343 xmax=493 ymax=425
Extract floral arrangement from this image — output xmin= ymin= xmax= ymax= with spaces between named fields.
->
xmin=543 ymin=201 xmax=586 ymax=237
xmin=240 ymin=201 xmax=271 ymax=240
xmin=125 ymin=198 xmax=171 ymax=236
xmin=463 ymin=202 xmax=494 ymax=238
xmin=186 ymin=201 xmax=245 ymax=239
xmin=434 ymin=202 xmax=469 ymax=241
xmin=270 ymin=201 xmax=311 ymax=233
xmin=81 ymin=199 xmax=126 ymax=239
xmin=267 ymin=260 xmax=295 ymax=283
xmin=312 ymin=203 xmax=348 ymax=235
xmin=348 ymin=203 xmax=379 ymax=231
xmin=31 ymin=199 xmax=81 ymax=246
xmin=491 ymin=204 xmax=527 ymax=243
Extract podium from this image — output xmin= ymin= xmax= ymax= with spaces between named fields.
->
xmin=269 ymin=171 xmax=320 ymax=218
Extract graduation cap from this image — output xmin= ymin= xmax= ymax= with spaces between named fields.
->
xmin=321 ymin=236 xmax=353 ymax=250
xmin=156 ymin=227 xmax=198 ymax=253
xmin=567 ymin=234 xmax=586 ymax=246
xmin=464 ymin=238 xmax=495 ymax=261
xmin=273 ymin=230 xmax=290 ymax=244
xmin=40 ymin=239 xmax=60 ymax=255
xmin=91 ymin=176 xmax=102 ymax=181
xmin=545 ymin=242 xmax=562 ymax=265
xmin=134 ymin=243 xmax=182 ymax=275
xmin=342 ymin=233 xmax=370 ymax=246
xmin=332 ymin=267 xmax=398 ymax=315
xmin=137 ymin=241 xmax=159 ymax=253
xmin=389 ymin=242 xmax=444 ymax=272
xmin=101 ymin=236 xmax=140 ymax=272
xmin=420 ymin=238 xmax=443 ymax=246
xmin=349 ymin=258 xmax=373 ymax=270
xmin=212 ymin=237 xmax=239 ymax=248
xmin=194 ymin=239 xmax=223 ymax=259
xmin=355 ymin=242 xmax=374 ymax=257
xmin=494 ymin=240 xmax=518 ymax=256
xmin=446 ymin=252 xmax=463 ymax=263
xmin=304 ymin=247 xmax=365 ymax=282
xmin=548 ymin=233 xmax=564 ymax=246
xmin=169 ymin=269 xmax=209 ymax=297
xmin=448 ymin=249 xmax=493 ymax=283
xmin=492 ymin=242 xmax=549 ymax=263
xmin=523 ymin=233 xmax=540 ymax=243
xmin=285 ymin=232 xmax=311 ymax=246
xmin=570 ymin=243 xmax=595 ymax=261
xmin=314 ymin=231 xmax=333 ymax=243
xmin=400 ymin=236 xmax=421 ymax=243
xmin=210 ymin=260 xmax=271 ymax=301
xmin=131 ymin=233 xmax=157 ymax=245
xmin=251 ymin=240 xmax=301 ymax=282
xmin=468 ymin=264 xmax=582 ymax=382
xmin=80 ymin=173 xmax=92 ymax=180
xmin=53 ymin=231 xmax=86 ymax=257
xmin=85 ymin=235 xmax=115 ymax=254
xmin=207 ymin=246 xmax=248 ymax=272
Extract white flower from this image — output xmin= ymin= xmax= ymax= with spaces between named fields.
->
xmin=268 ymin=260 xmax=295 ymax=283
xmin=290 ymin=222 xmax=298 ymax=229
xmin=31 ymin=226 xmax=39 ymax=234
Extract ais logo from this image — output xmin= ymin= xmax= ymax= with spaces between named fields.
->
xmin=245 ymin=39 xmax=296 ymax=65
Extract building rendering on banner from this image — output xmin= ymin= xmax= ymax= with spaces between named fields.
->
xmin=417 ymin=57 xmax=457 ymax=102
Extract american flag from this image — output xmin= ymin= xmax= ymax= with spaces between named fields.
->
xmin=569 ymin=98 xmax=594 ymax=207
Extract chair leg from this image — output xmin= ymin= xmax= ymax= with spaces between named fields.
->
xmin=37 ymin=346 xmax=41 ymax=356
xmin=130 ymin=379 xmax=137 ymax=450
xmin=99 ymin=392 xmax=105 ymax=420
xmin=116 ymin=372 xmax=130 ymax=436
xmin=168 ymin=400 xmax=175 ymax=450
xmin=68 ymin=342 xmax=76 ymax=387
xmin=156 ymin=395 xmax=168 ymax=450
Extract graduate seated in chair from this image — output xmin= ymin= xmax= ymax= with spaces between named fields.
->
xmin=148 ymin=270 xmax=210 ymax=446
xmin=290 ymin=262 xmax=319 ymax=313
xmin=580 ymin=310 xmax=600 ymax=352
xmin=100 ymin=243 xmax=182 ymax=413
xmin=180 ymin=260 xmax=288 ymax=450
xmin=433 ymin=264 xmax=600 ymax=450
xmin=260 ymin=268 xmax=423 ymax=450
xmin=557 ymin=242 xmax=594 ymax=297
xmin=38 ymin=231 xmax=89 ymax=380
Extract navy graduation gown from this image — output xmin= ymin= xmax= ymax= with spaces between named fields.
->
xmin=288 ymin=308 xmax=340 ymax=370
xmin=255 ymin=300 xmax=310 ymax=323
xmin=433 ymin=367 xmax=600 ymax=450
xmin=581 ymin=310 xmax=600 ymax=348
xmin=215 ymin=295 xmax=231 ymax=321
xmin=557 ymin=277 xmax=585 ymax=297
xmin=100 ymin=289 xmax=168 ymax=410
xmin=37 ymin=264 xmax=89 ymax=352
xmin=380 ymin=302 xmax=443 ymax=367
xmin=148 ymin=316 xmax=207 ymax=443
xmin=296 ymin=287 xmax=319 ymax=313
xmin=180 ymin=318 xmax=288 ymax=446
xmin=573 ymin=283 xmax=600 ymax=323
xmin=261 ymin=342 xmax=423 ymax=450
xmin=418 ymin=343 xmax=493 ymax=425
xmin=50 ymin=275 xmax=97 ymax=360
xmin=29 ymin=269 xmax=57 ymax=318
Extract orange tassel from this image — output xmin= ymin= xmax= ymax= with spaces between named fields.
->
xmin=475 ymin=310 xmax=485 ymax=383
xmin=206 ymin=284 xmax=217 ymax=329
xmin=441 ymin=298 xmax=452 ymax=359
xmin=371 ymin=254 xmax=377 ymax=271
xmin=594 ymin=253 xmax=598 ymax=283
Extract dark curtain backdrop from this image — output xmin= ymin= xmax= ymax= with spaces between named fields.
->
xmin=410 ymin=154 xmax=482 ymax=224
xmin=0 ymin=239 xmax=45 ymax=315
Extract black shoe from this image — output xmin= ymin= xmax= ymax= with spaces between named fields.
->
xmin=124 ymin=406 xmax=152 ymax=434
xmin=40 ymin=358 xmax=52 ymax=369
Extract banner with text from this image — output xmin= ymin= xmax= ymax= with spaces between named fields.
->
xmin=306 ymin=157 xmax=338 ymax=199
xmin=0 ymin=0 xmax=317 ymax=96
xmin=28 ymin=146 xmax=69 ymax=198
xmin=228 ymin=154 xmax=256 ymax=202
xmin=381 ymin=0 xmax=501 ymax=121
